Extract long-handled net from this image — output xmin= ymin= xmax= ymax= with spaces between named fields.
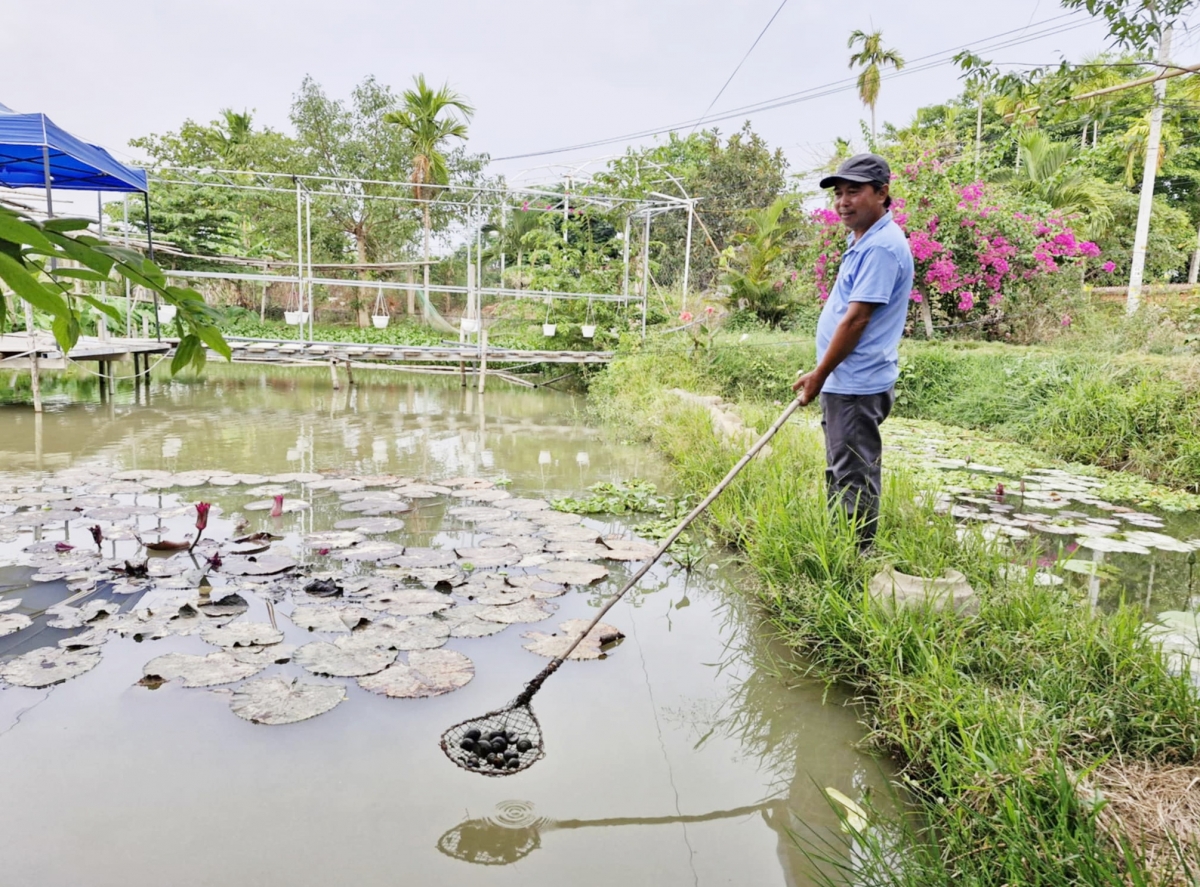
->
xmin=440 ymin=395 xmax=806 ymax=776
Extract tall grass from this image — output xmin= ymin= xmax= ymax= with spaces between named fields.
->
xmin=591 ymin=353 xmax=1200 ymax=885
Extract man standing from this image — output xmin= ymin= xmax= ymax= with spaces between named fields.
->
xmin=793 ymin=154 xmax=913 ymax=550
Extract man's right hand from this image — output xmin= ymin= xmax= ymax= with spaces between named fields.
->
xmin=793 ymin=369 xmax=825 ymax=406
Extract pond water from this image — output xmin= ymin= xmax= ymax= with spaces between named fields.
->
xmin=0 ymin=367 xmax=885 ymax=887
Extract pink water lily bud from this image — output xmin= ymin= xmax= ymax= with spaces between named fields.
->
xmin=195 ymin=502 xmax=211 ymax=532
xmin=54 ymin=542 xmax=74 ymax=553
xmin=270 ymin=494 xmax=285 ymax=518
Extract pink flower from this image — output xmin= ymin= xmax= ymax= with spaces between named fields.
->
xmin=704 ymin=305 xmax=715 ymax=315
xmin=1079 ymin=241 xmax=1101 ymax=258
xmin=1102 ymin=260 xmax=1116 ymax=274
xmin=957 ymin=291 xmax=975 ymax=313
xmin=772 ymin=280 xmax=784 ymax=291
xmin=521 ymin=201 xmax=529 ymax=211
xmin=679 ymin=311 xmax=693 ymax=323
xmin=270 ymin=494 xmax=284 ymax=518
xmin=909 ymin=290 xmax=923 ymax=303
xmin=1061 ymin=314 xmax=1072 ymax=327
xmin=54 ymin=541 xmax=74 ymax=552
xmin=195 ymin=502 xmax=211 ymax=532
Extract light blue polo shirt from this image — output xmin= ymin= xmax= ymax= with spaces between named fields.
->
xmin=815 ymin=210 xmax=914 ymax=395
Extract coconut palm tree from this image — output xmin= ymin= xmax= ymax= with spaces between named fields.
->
xmin=847 ymin=30 xmax=905 ymax=144
xmin=383 ymin=76 xmax=474 ymax=315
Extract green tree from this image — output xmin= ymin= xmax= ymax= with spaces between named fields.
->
xmin=482 ymin=206 xmax=545 ymax=289
xmin=383 ymin=75 xmax=475 ymax=314
xmin=993 ymin=130 xmax=1116 ymax=236
xmin=847 ymin=29 xmax=905 ymax=144
xmin=720 ymin=196 xmax=802 ymax=327
xmin=1058 ymin=0 xmax=1199 ymax=51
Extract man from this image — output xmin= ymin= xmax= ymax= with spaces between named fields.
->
xmin=793 ymin=153 xmax=914 ymax=550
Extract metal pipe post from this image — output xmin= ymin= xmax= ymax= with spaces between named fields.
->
xmin=621 ymin=215 xmax=631 ymax=307
xmin=294 ymin=179 xmax=304 ymax=338
xmin=144 ymin=192 xmax=161 ymax=341
xmin=682 ymin=199 xmax=694 ymax=312
xmin=641 ymin=211 xmax=651 ymax=339
xmin=123 ymin=196 xmax=132 ymax=336
xmin=305 ymin=191 xmax=314 ymax=341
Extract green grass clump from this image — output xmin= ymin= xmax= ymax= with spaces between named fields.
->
xmin=591 ymin=362 xmax=1200 ymax=885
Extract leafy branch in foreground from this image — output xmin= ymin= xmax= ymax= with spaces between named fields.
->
xmin=0 ymin=206 xmax=230 ymax=373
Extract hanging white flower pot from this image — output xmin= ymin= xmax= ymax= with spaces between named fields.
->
xmin=284 ymin=310 xmax=301 ymax=325
xmin=581 ymin=324 xmax=596 ymax=339
xmin=460 ymin=318 xmax=480 ymax=333
xmin=372 ymin=315 xmax=390 ymax=329
xmin=542 ymin=323 xmax=557 ymax=337
xmin=156 ymin=304 xmax=177 ymax=324
xmin=297 ymin=310 xmax=310 ymax=324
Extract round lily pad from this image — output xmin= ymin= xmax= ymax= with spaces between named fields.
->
xmin=363 ymin=590 xmax=453 ymax=617
xmin=1076 ymin=536 xmax=1152 ymax=555
xmin=602 ymin=539 xmax=659 ymax=561
xmin=504 ymin=575 xmax=570 ymax=599
xmin=340 ymin=500 xmax=412 ymax=515
xmin=477 ymin=599 xmax=555 ymax=624
xmin=141 ymin=651 xmax=267 ymax=688
xmin=528 ymin=510 xmax=583 ymax=527
xmin=0 ymin=612 xmax=32 ymax=637
xmin=201 ymin=622 xmax=284 ymax=648
xmin=221 ymin=555 xmax=297 ymax=576
xmin=290 ymin=605 xmax=370 ymax=633
xmin=408 ymin=566 xmax=467 ymax=588
xmin=474 ymin=519 xmax=541 ymax=537
xmin=357 ymin=649 xmax=474 ymax=698
xmin=544 ymin=542 xmax=608 ymax=560
xmin=230 ymin=677 xmax=347 ymax=725
xmin=1122 ymin=531 xmax=1193 ymax=553
xmin=243 ymin=499 xmax=309 ymax=513
xmin=333 ymin=517 xmax=405 ymax=534
xmin=504 ymin=498 xmax=550 ymax=513
xmin=541 ymin=526 xmax=604 ymax=544
xmin=381 ymin=548 xmax=458 ymax=569
xmin=450 ymin=488 xmax=512 ymax=502
xmin=454 ymin=546 xmax=523 ymax=569
xmin=522 ymin=619 xmax=625 ymax=660
xmin=535 ymin=561 xmax=610 ymax=586
xmin=0 ymin=647 xmax=102 ymax=688
xmin=436 ymin=604 xmax=509 ymax=638
xmin=0 ymin=598 xmax=22 ymax=613
xmin=197 ymin=593 xmax=250 ymax=618
xmin=342 ymin=615 xmax=450 ymax=651
xmin=307 ymin=478 xmax=366 ymax=492
xmin=446 ymin=506 xmax=511 ymax=522
xmin=293 ymin=640 xmax=397 ymax=677
xmin=477 ymin=535 xmax=545 ymax=554
xmin=329 ymin=541 xmax=406 ymax=562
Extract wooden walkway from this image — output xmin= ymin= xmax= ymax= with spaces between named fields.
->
xmin=222 ymin=336 xmax=614 ymax=366
xmin=0 ymin=333 xmax=170 ymax=371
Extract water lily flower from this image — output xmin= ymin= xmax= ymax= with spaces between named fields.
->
xmin=270 ymin=494 xmax=285 ymax=518
xmin=206 ymin=552 xmax=223 ymax=570
xmin=54 ymin=541 xmax=74 ymax=553
xmin=195 ymin=502 xmax=211 ymax=532
xmin=89 ymin=525 xmax=103 ymax=552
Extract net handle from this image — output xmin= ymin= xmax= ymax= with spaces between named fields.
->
xmin=516 ymin=394 xmax=807 ymax=703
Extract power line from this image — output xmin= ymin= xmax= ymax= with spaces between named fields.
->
xmin=490 ymin=12 xmax=1091 ymax=162
xmin=688 ymin=0 xmax=789 ymax=136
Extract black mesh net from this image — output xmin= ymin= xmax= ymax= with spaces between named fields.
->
xmin=439 ymin=701 xmax=545 ymax=777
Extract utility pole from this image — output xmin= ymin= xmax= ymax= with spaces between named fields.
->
xmin=1127 ymin=25 xmax=1173 ymax=314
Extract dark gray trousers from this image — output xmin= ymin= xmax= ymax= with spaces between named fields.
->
xmin=820 ymin=388 xmax=895 ymax=548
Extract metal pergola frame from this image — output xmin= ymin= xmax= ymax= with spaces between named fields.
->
xmin=129 ymin=165 xmax=693 ymax=341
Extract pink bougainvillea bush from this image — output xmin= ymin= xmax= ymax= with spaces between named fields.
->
xmin=801 ymin=154 xmax=1100 ymax=337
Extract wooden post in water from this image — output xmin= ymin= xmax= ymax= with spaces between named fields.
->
xmin=329 ymin=358 xmax=340 ymax=391
xmin=344 ymin=359 xmax=355 ymax=387
xmin=460 ymin=360 xmax=466 ymax=387
xmin=477 ymin=329 xmax=488 ymax=395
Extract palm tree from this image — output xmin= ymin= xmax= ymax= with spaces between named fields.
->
xmin=993 ymin=131 xmax=1115 ymax=237
xmin=206 ymin=109 xmax=255 ymax=166
xmin=384 ymin=76 xmax=474 ymax=318
xmin=847 ymin=30 xmax=905 ymax=144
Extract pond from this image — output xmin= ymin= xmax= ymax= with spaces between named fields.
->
xmin=0 ymin=366 xmax=885 ymax=887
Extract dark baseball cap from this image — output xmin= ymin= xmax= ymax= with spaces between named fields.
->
xmin=819 ymin=153 xmax=891 ymax=189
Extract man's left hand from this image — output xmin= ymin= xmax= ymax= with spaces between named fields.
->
xmin=793 ymin=369 xmax=825 ymax=406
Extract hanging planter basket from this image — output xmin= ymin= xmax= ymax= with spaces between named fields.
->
xmin=371 ymin=286 xmax=389 ymax=329
xmin=460 ymin=318 xmax=480 ymax=333
xmin=284 ymin=311 xmax=300 ymax=325
xmin=156 ymin=304 xmax=177 ymax=324
xmin=542 ymin=323 xmax=557 ymax=337
xmin=581 ymin=324 xmax=596 ymax=338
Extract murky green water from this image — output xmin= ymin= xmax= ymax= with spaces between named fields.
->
xmin=0 ymin=366 xmax=884 ymax=887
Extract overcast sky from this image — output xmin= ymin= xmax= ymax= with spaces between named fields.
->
xmin=5 ymin=0 xmax=1198 ymax=203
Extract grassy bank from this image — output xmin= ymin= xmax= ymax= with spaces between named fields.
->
xmin=591 ymin=349 xmax=1200 ymax=885
xmin=631 ymin=332 xmax=1200 ymax=494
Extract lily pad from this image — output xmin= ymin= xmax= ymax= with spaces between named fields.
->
xmin=504 ymin=498 xmax=551 ymax=513
xmin=446 ymin=506 xmax=511 ymax=522
xmin=329 ymin=541 xmax=406 ymax=562
xmin=504 ymin=574 xmax=570 ymax=599
xmin=477 ymin=535 xmax=545 ymax=554
xmin=535 ymin=560 xmax=610 ymax=586
xmin=450 ymin=488 xmax=512 ymax=502
xmin=1076 ymin=536 xmax=1153 ymax=555
xmin=363 ymin=589 xmax=453 ymax=617
xmin=522 ymin=619 xmax=625 ymax=660
xmin=528 ymin=510 xmax=584 ymax=527
xmin=408 ymin=566 xmax=467 ymax=588
xmin=454 ymin=546 xmax=523 ymax=569
xmin=46 ymin=599 xmax=118 ymax=629
xmin=0 ymin=647 xmax=102 ymax=688
xmin=602 ymin=539 xmax=659 ymax=561
xmin=340 ymin=500 xmax=412 ymax=515
xmin=333 ymin=517 xmax=405 ymax=534
xmin=201 ymin=622 xmax=284 ymax=648
xmin=380 ymin=548 xmax=457 ymax=569
xmin=0 ymin=612 xmax=32 ymax=637
xmin=229 ymin=677 xmax=347 ymax=725
xmin=1121 ymin=531 xmax=1194 ymax=553
xmin=0 ymin=598 xmax=22 ymax=612
xmin=357 ymin=649 xmax=474 ymax=698
xmin=477 ymin=599 xmax=555 ymax=624
xmin=342 ymin=615 xmax=450 ymax=651
xmin=197 ymin=593 xmax=250 ymax=618
xmin=436 ymin=604 xmax=509 ymax=638
xmin=302 ymin=531 xmax=366 ymax=550
xmin=541 ymin=526 xmax=604 ymax=544
xmin=474 ymin=519 xmax=541 ymax=537
xmin=141 ymin=651 xmax=267 ymax=688
xmin=244 ymin=499 xmax=309 ymax=513
xmin=221 ymin=555 xmax=297 ymax=576
xmin=289 ymin=605 xmax=371 ymax=633
xmin=544 ymin=542 xmax=609 ymax=560
xmin=293 ymin=639 xmax=397 ymax=677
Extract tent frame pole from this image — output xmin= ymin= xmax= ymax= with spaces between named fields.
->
xmin=144 ymin=192 xmax=160 ymax=341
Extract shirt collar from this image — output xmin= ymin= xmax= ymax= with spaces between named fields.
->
xmin=845 ymin=210 xmax=893 ymax=250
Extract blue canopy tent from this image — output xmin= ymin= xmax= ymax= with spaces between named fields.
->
xmin=0 ymin=102 xmax=162 ymax=337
